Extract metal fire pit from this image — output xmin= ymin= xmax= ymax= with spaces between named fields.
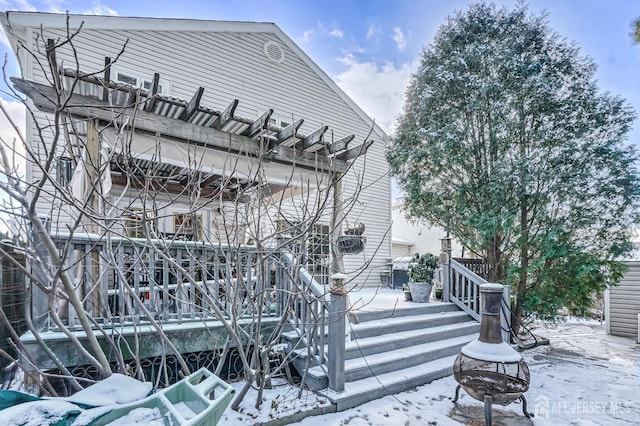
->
xmin=452 ymin=283 xmax=533 ymax=425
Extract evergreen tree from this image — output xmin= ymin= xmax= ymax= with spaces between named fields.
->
xmin=388 ymin=3 xmax=640 ymax=324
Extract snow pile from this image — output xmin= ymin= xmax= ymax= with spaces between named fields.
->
xmin=103 ymin=407 xmax=167 ymax=426
xmin=1 ymin=399 xmax=81 ymax=426
xmin=66 ymin=373 xmax=153 ymax=407
xmin=460 ymin=339 xmax=522 ymax=362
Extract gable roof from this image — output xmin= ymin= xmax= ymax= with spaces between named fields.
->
xmin=1 ymin=11 xmax=388 ymax=140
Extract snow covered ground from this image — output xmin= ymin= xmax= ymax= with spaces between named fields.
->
xmin=225 ymin=317 xmax=640 ymax=426
xmin=1 ymin=285 xmax=638 ymax=425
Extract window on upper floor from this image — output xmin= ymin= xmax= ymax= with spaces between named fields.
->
xmin=268 ymin=115 xmax=292 ymax=129
xmin=114 ymin=70 xmax=170 ymax=95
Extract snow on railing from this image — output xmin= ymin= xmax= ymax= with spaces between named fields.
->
xmin=449 ymin=258 xmax=486 ymax=321
xmin=37 ymin=233 xmax=269 ymax=331
xmin=278 ymin=252 xmax=329 ymax=369
xmin=447 ymin=257 xmax=512 ymax=343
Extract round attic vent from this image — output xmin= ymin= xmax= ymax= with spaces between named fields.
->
xmin=263 ymin=41 xmax=285 ymax=64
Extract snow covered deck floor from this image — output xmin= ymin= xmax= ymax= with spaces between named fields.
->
xmin=349 ymin=287 xmax=449 ymax=314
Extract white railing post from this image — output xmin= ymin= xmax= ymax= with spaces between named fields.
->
xmin=327 ymin=292 xmax=346 ymax=392
xmin=328 ymin=273 xmax=346 ymax=392
xmin=501 ymin=284 xmax=512 ymax=344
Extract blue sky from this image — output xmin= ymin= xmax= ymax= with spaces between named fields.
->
xmin=0 ymin=0 xmax=639 ymax=143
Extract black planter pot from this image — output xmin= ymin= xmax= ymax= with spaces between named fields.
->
xmin=337 ymin=235 xmax=365 ymax=254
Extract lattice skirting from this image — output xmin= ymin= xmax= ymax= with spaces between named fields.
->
xmin=47 ymin=348 xmax=245 ymax=397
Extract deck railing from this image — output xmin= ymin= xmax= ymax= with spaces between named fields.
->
xmin=444 ymin=255 xmax=511 ymax=342
xmin=452 ymin=257 xmax=491 ymax=280
xmin=279 ymin=252 xmax=329 ymax=369
xmin=34 ymin=233 xmax=273 ymax=331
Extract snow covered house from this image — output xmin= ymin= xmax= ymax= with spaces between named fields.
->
xmin=1 ymin=11 xmax=391 ymax=280
xmin=0 ymin=12 xmax=489 ymax=409
xmin=0 ymin=9 xmax=389 ymax=382
xmin=391 ymin=202 xmax=464 ymax=260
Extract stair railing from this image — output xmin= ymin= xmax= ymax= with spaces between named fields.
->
xmin=278 ymin=252 xmax=330 ymax=374
xmin=443 ymin=254 xmax=511 ymax=343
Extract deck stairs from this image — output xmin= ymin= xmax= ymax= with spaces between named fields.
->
xmin=283 ymin=299 xmax=479 ymax=411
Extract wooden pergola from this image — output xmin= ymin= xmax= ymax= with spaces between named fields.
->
xmin=12 ymin=53 xmax=373 ymax=202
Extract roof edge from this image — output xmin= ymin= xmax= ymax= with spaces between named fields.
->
xmin=3 ymin=10 xmax=389 ymax=139
xmin=3 ymin=11 xmax=278 ymax=33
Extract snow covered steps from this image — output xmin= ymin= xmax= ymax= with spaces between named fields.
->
xmin=286 ymin=302 xmax=479 ymax=410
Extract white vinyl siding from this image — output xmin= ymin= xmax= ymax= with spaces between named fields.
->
xmin=20 ymin=19 xmax=391 ymax=288
xmin=608 ymin=261 xmax=640 ymax=339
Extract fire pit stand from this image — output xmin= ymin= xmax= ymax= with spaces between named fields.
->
xmin=452 ymin=283 xmax=534 ymax=425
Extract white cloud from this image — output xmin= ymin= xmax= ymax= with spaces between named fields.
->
xmin=42 ymin=0 xmax=65 ymax=13
xmin=299 ymin=28 xmax=314 ymax=43
xmin=391 ymin=27 xmax=407 ymax=51
xmin=0 ymin=0 xmax=38 ymax=11
xmin=329 ymin=28 xmax=343 ymax=38
xmin=83 ymin=2 xmax=118 ymax=16
xmin=334 ymin=56 xmax=416 ymax=133
xmin=366 ymin=23 xmax=381 ymax=38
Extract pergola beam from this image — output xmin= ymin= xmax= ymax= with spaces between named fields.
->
xmin=181 ymin=86 xmax=205 ymax=121
xmin=110 ymin=174 xmax=240 ymax=200
xmin=244 ymin=109 xmax=273 ymax=138
xmin=211 ymin=99 xmax=238 ymax=130
xmin=102 ymin=56 xmax=112 ymax=102
xmin=326 ymin=134 xmax=354 ymax=154
xmin=200 ymin=174 xmax=222 ymax=188
xmin=335 ymin=139 xmax=374 ymax=161
xmin=297 ymin=125 xmax=328 ymax=151
xmin=276 ymin=119 xmax=303 ymax=145
xmin=144 ymin=72 xmax=160 ymax=112
xmin=12 ymin=77 xmax=348 ymax=174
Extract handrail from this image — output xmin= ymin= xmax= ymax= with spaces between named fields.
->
xmin=281 ymin=252 xmax=327 ymax=300
xmin=448 ymin=258 xmax=486 ymax=321
xmin=446 ymin=258 xmax=537 ymax=348
xmin=279 ymin=251 xmax=329 ymax=368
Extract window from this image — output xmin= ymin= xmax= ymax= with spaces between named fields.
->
xmin=268 ymin=115 xmax=292 ymax=129
xmin=308 ymin=224 xmax=330 ymax=262
xmin=115 ymin=72 xmax=137 ymax=86
xmin=115 ymin=70 xmax=169 ymax=95
xmin=123 ymin=208 xmax=156 ymax=238
xmin=174 ymin=213 xmax=203 ymax=241
xmin=56 ymin=156 xmax=74 ymax=186
xmin=275 ymin=220 xmax=330 ymax=261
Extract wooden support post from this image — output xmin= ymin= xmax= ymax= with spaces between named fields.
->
xmin=86 ymin=120 xmax=102 ymax=315
xmin=103 ymin=57 xmax=112 ymax=102
xmin=328 ymin=172 xmax=346 ymax=393
xmin=46 ymin=39 xmax=61 ymax=89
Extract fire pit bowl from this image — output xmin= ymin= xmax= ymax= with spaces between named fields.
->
xmin=452 ymin=283 xmax=533 ymax=425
